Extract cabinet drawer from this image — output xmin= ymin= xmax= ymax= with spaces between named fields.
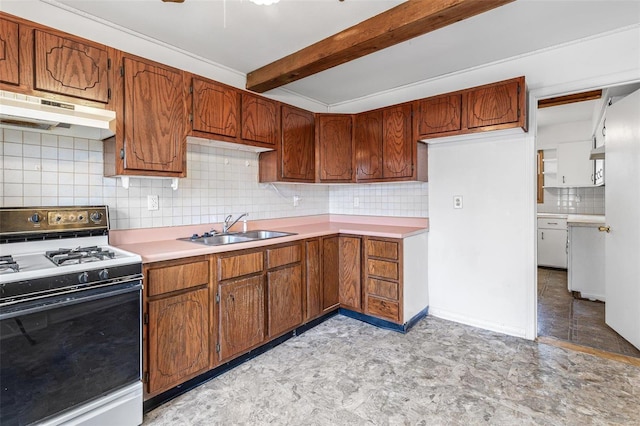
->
xmin=366 ymin=239 xmax=398 ymax=260
xmin=366 ymin=278 xmax=399 ymax=301
xmin=537 ymin=218 xmax=567 ymax=230
xmin=218 ymin=251 xmax=263 ymax=280
xmin=367 ymin=259 xmax=398 ymax=281
xmin=266 ymin=244 xmax=301 ymax=269
xmin=147 ymin=260 xmax=209 ymax=296
xmin=366 ymin=295 xmax=400 ymax=323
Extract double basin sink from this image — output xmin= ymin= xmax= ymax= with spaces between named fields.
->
xmin=180 ymin=230 xmax=296 ymax=246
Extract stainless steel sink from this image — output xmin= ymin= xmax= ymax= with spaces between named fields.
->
xmin=235 ymin=230 xmax=295 ymax=240
xmin=179 ymin=229 xmax=296 ymax=246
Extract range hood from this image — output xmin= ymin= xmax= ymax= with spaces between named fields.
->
xmin=0 ymin=91 xmax=115 ymax=140
xmin=589 ymin=145 xmax=605 ymax=160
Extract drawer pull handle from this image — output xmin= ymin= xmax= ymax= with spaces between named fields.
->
xmin=547 ymin=222 xmax=558 ymax=225
xmin=598 ymin=226 xmax=611 ymax=233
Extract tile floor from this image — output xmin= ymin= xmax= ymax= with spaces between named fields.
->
xmin=537 ymin=267 xmax=640 ymax=358
xmin=144 ymin=315 xmax=640 ymax=425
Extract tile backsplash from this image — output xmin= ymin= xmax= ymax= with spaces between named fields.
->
xmin=537 ymin=186 xmax=605 ymax=215
xmin=1 ymin=129 xmax=429 ymax=229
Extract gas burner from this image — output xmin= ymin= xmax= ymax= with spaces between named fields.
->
xmin=46 ymin=246 xmax=116 ymax=266
xmin=0 ymin=255 xmax=19 ymax=273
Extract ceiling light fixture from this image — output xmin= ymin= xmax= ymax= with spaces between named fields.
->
xmin=250 ymin=0 xmax=280 ymax=5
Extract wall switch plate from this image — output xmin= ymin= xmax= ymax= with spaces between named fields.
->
xmin=293 ymin=195 xmax=300 ymax=207
xmin=354 ymin=197 xmax=360 ymax=207
xmin=147 ymin=195 xmax=159 ymax=211
xmin=453 ymin=195 xmax=463 ymax=209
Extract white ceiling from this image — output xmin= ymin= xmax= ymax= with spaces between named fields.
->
xmin=18 ymin=0 xmax=640 ymax=106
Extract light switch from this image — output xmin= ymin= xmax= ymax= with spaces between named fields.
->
xmin=453 ymin=195 xmax=463 ymax=209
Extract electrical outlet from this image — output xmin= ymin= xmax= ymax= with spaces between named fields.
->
xmin=354 ymin=197 xmax=360 ymax=207
xmin=147 ymin=195 xmax=159 ymax=211
xmin=453 ymin=195 xmax=463 ymax=209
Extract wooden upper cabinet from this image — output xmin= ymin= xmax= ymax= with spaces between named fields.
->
xmin=34 ymin=29 xmax=110 ymax=103
xmin=0 ymin=18 xmax=20 ymax=85
xmin=241 ymin=92 xmax=279 ymax=146
xmin=121 ymin=56 xmax=186 ymax=175
xmin=280 ymin=105 xmax=315 ymax=182
xmin=191 ymin=77 xmax=239 ymax=138
xmin=382 ymin=104 xmax=413 ymax=179
xmin=415 ymin=94 xmax=462 ymax=137
xmin=465 ymin=77 xmax=524 ymax=130
xmin=354 ymin=110 xmax=383 ymax=180
xmin=317 ymin=114 xmax=353 ymax=182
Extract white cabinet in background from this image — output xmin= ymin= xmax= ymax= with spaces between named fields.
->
xmin=557 ymin=140 xmax=594 ymax=187
xmin=537 ymin=217 xmax=567 ymax=268
xmin=568 ymin=224 xmax=605 ymax=301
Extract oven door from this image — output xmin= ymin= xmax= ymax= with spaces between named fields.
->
xmin=0 ymin=279 xmax=142 ymax=426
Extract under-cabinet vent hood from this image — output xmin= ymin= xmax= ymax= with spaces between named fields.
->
xmin=0 ymin=91 xmax=115 ymax=140
xmin=589 ymin=145 xmax=605 ymax=160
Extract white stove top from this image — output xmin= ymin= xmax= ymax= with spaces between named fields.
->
xmin=0 ymin=236 xmax=141 ymax=284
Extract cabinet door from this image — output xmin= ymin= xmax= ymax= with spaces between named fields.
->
xmin=305 ymin=239 xmax=322 ymax=321
xmin=537 ymin=229 xmax=567 ymax=268
xmin=191 ymin=77 xmax=239 ymax=138
xmin=241 ymin=93 xmax=278 ymax=145
xmin=0 ymin=18 xmax=20 ymax=85
xmin=317 ymin=114 xmax=353 ymax=182
xmin=281 ymin=105 xmax=315 ymax=181
xmin=321 ymin=236 xmax=340 ymax=311
xmin=415 ymin=94 xmax=462 ymax=137
xmin=339 ymin=236 xmax=362 ymax=311
xmin=218 ymin=275 xmax=265 ymax=362
xmin=123 ymin=57 xmax=185 ymax=173
xmin=382 ymin=104 xmax=413 ymax=178
xmin=34 ymin=30 xmax=109 ymax=103
xmin=147 ymin=287 xmax=209 ymax=394
xmin=466 ymin=79 xmax=520 ymax=129
xmin=557 ymin=140 xmax=594 ymax=186
xmin=354 ymin=110 xmax=383 ymax=180
xmin=267 ymin=264 xmax=303 ymax=337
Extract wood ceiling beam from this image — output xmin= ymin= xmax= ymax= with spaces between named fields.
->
xmin=246 ymin=0 xmax=515 ymax=93
xmin=538 ymin=90 xmax=603 ymax=109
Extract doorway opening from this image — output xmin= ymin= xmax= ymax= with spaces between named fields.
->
xmin=534 ymin=84 xmax=640 ymax=359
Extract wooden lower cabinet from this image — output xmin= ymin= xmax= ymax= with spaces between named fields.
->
xmin=363 ymin=237 xmax=403 ymax=323
xmin=267 ymin=264 xmax=303 ymax=337
xmin=321 ymin=236 xmax=340 ymax=312
xmin=338 ymin=235 xmax=362 ymax=311
xmin=144 ymin=257 xmax=210 ymax=396
xmin=217 ymin=275 xmax=266 ymax=362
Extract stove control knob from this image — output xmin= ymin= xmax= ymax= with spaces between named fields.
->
xmin=99 ymin=269 xmax=109 ymax=280
xmin=78 ymin=272 xmax=89 ymax=284
xmin=191 ymin=234 xmax=199 ymax=240
xmin=90 ymin=212 xmax=103 ymax=223
xmin=30 ymin=213 xmax=41 ymax=224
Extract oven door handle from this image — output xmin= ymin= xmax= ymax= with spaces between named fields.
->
xmin=0 ymin=281 xmax=142 ymax=320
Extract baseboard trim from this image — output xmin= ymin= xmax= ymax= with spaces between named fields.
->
xmin=339 ymin=306 xmax=428 ymax=333
xmin=537 ymin=336 xmax=640 ymax=367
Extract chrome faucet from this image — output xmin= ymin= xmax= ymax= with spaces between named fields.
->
xmin=223 ymin=213 xmax=248 ymax=233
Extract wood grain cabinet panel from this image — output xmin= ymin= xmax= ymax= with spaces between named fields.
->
xmin=121 ymin=56 xmax=186 ymax=174
xmin=466 ymin=78 xmax=521 ymax=129
xmin=382 ymin=103 xmax=413 ymax=178
xmin=218 ymin=275 xmax=265 ymax=362
xmin=366 ymin=296 xmax=400 ymax=323
xmin=191 ymin=77 xmax=239 ymax=138
xmin=322 ymin=236 xmax=340 ymax=311
xmin=305 ymin=238 xmax=322 ymax=321
xmin=366 ymin=239 xmax=398 ymax=261
xmin=266 ymin=243 xmax=301 ymax=269
xmin=34 ymin=30 xmax=110 ymax=103
xmin=317 ymin=114 xmax=354 ymax=182
xmin=415 ymin=94 xmax=462 ymax=137
xmin=354 ymin=110 xmax=383 ymax=180
xmin=147 ymin=260 xmax=209 ymax=297
xmin=363 ymin=237 xmax=403 ymax=324
xmin=241 ymin=92 xmax=279 ymax=146
xmin=367 ymin=278 xmax=399 ymax=301
xmin=147 ymin=287 xmax=209 ymax=394
xmin=267 ymin=264 xmax=303 ymax=337
xmin=338 ymin=236 xmax=362 ymax=311
xmin=0 ymin=18 xmax=20 ymax=85
xmin=280 ymin=105 xmax=315 ymax=181
xmin=367 ymin=259 xmax=398 ymax=281
xmin=217 ymin=251 xmax=263 ymax=281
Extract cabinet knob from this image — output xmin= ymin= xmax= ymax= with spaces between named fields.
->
xmin=598 ymin=226 xmax=611 ymax=233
